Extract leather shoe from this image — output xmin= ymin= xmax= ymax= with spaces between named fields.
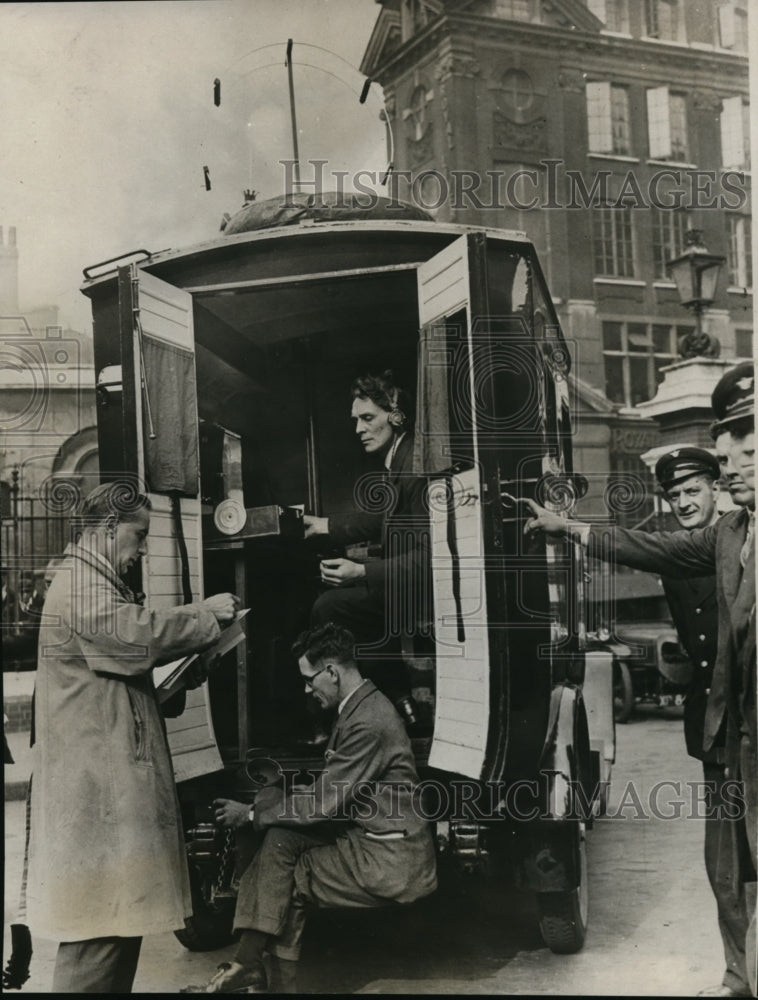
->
xmin=696 ymin=985 xmax=753 ymax=997
xmin=181 ymin=961 xmax=267 ymax=993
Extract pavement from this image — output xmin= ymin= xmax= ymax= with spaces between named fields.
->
xmin=3 ymin=702 xmax=728 ymax=995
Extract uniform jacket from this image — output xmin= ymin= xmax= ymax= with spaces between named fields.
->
xmin=254 ymin=680 xmax=437 ymax=904
xmin=328 ymin=434 xmax=430 ymax=626
xmin=590 ymin=508 xmax=755 ymax=770
xmin=27 ymin=543 xmax=221 ymax=941
xmin=660 ymin=572 xmax=722 ymax=761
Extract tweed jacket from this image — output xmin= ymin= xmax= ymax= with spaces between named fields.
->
xmin=253 ymin=680 xmax=437 ymax=904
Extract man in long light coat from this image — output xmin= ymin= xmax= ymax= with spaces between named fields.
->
xmin=26 ymin=482 xmax=238 ymax=993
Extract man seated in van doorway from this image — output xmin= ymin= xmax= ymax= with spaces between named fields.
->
xmin=182 ymin=623 xmax=438 ymax=995
xmin=303 ymin=371 xmax=430 ymax=727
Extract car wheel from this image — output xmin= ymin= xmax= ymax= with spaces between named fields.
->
xmin=537 ymin=822 xmax=588 ymax=954
xmin=173 ymin=862 xmax=237 ymax=952
xmin=613 ymin=659 xmax=634 ymax=724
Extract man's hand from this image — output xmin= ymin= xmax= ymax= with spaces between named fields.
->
xmin=303 ymin=515 xmax=329 ymax=539
xmin=184 ymin=652 xmax=219 ymax=691
xmin=213 ymin=798 xmax=251 ymax=830
xmin=320 ymin=558 xmax=366 ymax=587
xmin=522 ymin=499 xmax=570 ymax=537
xmin=203 ymin=593 xmax=240 ymax=623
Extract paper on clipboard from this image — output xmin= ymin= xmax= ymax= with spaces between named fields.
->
xmin=154 ymin=609 xmax=249 ymax=701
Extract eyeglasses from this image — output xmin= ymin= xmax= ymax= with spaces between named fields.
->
xmin=302 ymin=667 xmax=328 ymax=690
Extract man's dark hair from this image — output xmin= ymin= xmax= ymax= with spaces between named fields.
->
xmin=75 ymin=482 xmax=152 ymax=533
xmin=350 ymin=370 xmax=413 ymax=428
xmin=291 ymin=623 xmax=356 ymax=669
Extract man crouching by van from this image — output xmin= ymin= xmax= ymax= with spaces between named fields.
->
xmin=183 ymin=623 xmax=437 ymax=994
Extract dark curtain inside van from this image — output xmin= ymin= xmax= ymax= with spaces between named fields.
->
xmin=142 ymin=336 xmax=199 ymax=495
xmin=413 ymin=321 xmax=452 ymax=476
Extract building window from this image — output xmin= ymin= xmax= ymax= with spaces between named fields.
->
xmin=728 ymin=215 xmax=753 ymax=288
xmin=720 ymin=97 xmax=751 ymax=169
xmin=494 ymin=0 xmax=535 ymax=19
xmin=645 ymin=0 xmax=682 ymax=41
xmin=593 ymin=207 xmax=635 ymax=277
xmin=651 ymin=208 xmax=690 ymax=279
xmin=647 ymin=87 xmax=689 ymax=161
xmin=587 ymin=0 xmax=630 ymax=32
xmin=603 ymin=321 xmax=688 ymax=407
xmin=735 ymin=329 xmax=754 ymax=358
xmin=586 ymin=83 xmax=631 ymax=155
xmin=718 ymin=4 xmax=748 ymax=52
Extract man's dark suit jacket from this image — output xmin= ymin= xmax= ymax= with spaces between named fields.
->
xmin=589 ymin=507 xmax=755 ymax=771
xmin=660 ymin=572 xmax=722 ymax=761
xmin=253 ymin=680 xmax=437 ymax=905
xmin=328 ymin=434 xmax=430 ymax=625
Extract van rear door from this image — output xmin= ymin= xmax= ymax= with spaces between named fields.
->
xmin=416 ymin=234 xmax=500 ymax=781
xmin=117 ymin=264 xmax=222 ymax=782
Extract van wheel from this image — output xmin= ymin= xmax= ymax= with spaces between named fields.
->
xmin=173 ymin=864 xmax=236 ymax=952
xmin=537 ymin=824 xmax=588 ymax=954
xmin=613 ymin=659 xmax=634 ymax=724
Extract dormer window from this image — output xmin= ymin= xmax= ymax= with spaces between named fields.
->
xmin=494 ymin=0 xmax=537 ymax=21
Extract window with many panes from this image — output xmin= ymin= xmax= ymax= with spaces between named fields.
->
xmin=647 ymin=87 xmax=689 ymax=161
xmin=645 ymin=0 xmax=682 ymax=41
xmin=586 ymin=83 xmax=631 ymax=155
xmin=651 ymin=208 xmax=690 ymax=279
xmin=593 ymin=207 xmax=635 ymax=277
xmin=728 ymin=215 xmax=753 ymax=288
xmin=603 ymin=321 xmax=691 ymax=407
xmin=720 ymin=97 xmax=751 ymax=170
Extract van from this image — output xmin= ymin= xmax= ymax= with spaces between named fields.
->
xmin=82 ymin=192 xmax=615 ymax=955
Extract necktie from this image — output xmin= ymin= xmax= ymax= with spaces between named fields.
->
xmin=740 ymin=511 xmax=755 ymax=569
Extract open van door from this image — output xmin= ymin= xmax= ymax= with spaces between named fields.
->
xmin=416 ymin=234 xmax=497 ymax=782
xmin=117 ymin=264 xmax=223 ymax=782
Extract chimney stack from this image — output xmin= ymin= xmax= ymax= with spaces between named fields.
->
xmin=0 ymin=225 xmax=20 ymax=314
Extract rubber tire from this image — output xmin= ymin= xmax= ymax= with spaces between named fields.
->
xmin=613 ymin=659 xmax=634 ymax=724
xmin=173 ymin=864 xmax=237 ymax=952
xmin=537 ymin=824 xmax=588 ymax=955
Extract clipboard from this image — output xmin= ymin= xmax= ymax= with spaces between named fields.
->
xmin=154 ymin=609 xmax=249 ymax=702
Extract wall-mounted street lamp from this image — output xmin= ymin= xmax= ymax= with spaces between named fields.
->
xmin=666 ymin=229 xmax=726 ymax=358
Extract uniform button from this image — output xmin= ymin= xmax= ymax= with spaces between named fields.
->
xmin=699 ymin=634 xmax=706 ymax=641
xmin=705 ymin=688 xmax=711 ymax=695
xmin=695 ymin=608 xmax=702 ymax=614
xmin=700 ymin=660 xmax=708 ymax=668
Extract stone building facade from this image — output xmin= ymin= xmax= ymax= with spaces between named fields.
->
xmin=360 ymin=0 xmax=752 ymax=523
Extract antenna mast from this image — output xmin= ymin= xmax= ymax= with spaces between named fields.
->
xmin=285 ymin=39 xmax=301 ymax=194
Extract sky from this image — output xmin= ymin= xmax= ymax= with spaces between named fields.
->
xmin=0 ymin=1 xmax=386 ymax=333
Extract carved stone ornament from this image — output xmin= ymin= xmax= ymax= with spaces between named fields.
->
xmin=434 ymin=53 xmax=481 ymax=82
xmin=678 ymin=330 xmax=722 ymax=360
xmin=493 ymin=111 xmax=547 ymax=153
xmin=692 ymin=90 xmax=724 ymax=112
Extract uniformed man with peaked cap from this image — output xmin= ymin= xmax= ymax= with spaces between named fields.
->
xmin=524 ymin=361 xmax=756 ymax=996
